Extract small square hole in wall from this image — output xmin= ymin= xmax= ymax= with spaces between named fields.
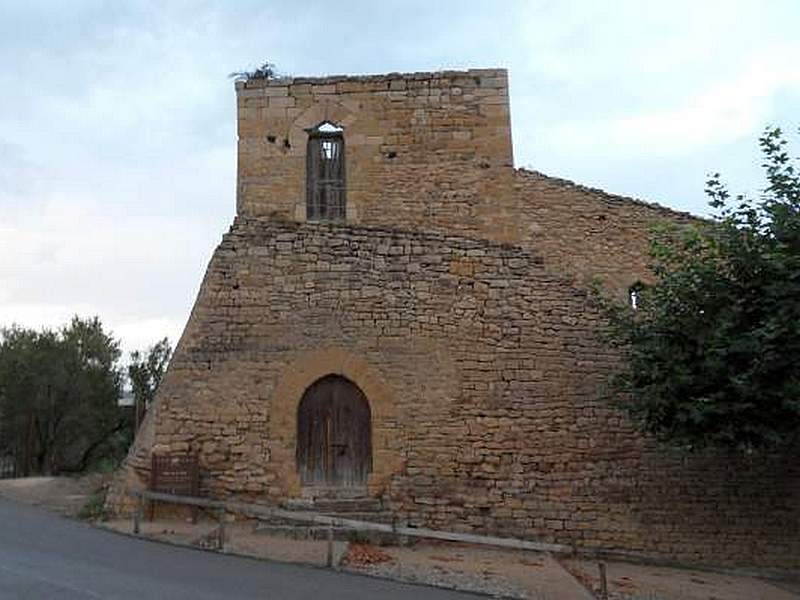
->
xmin=267 ymin=134 xmax=276 ymax=143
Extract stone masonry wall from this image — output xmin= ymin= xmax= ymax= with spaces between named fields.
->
xmin=236 ymin=69 xmax=518 ymax=242
xmin=114 ymin=217 xmax=799 ymax=569
xmin=514 ymin=169 xmax=699 ymax=296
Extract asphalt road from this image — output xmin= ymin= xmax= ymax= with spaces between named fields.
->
xmin=0 ymin=498 xmax=478 ymax=599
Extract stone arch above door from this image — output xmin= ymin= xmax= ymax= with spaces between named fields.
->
xmin=270 ymin=348 xmax=401 ymax=497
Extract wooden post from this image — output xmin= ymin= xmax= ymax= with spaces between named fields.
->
xmin=133 ymin=495 xmax=142 ymax=534
xmin=598 ymin=562 xmax=608 ymax=600
xmin=217 ymin=507 xmax=226 ymax=551
xmin=326 ymin=523 xmax=334 ymax=568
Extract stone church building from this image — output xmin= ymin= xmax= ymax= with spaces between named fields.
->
xmin=110 ymin=68 xmax=798 ymax=569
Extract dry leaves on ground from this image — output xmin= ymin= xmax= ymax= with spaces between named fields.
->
xmin=343 ymin=543 xmax=393 ymax=566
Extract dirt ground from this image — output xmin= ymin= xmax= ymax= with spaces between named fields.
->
xmin=1 ymin=476 xmax=797 ymax=600
xmin=563 ymin=558 xmax=800 ymax=600
xmin=0 ymin=473 xmax=106 ymax=516
xmin=345 ymin=540 xmax=593 ymax=599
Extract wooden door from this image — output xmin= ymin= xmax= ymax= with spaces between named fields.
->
xmin=296 ymin=375 xmax=372 ymax=487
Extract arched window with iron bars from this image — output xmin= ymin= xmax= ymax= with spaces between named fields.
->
xmin=306 ymin=122 xmax=346 ymax=221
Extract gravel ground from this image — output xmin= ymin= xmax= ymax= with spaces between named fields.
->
xmin=562 ymin=558 xmax=799 ymax=600
xmin=343 ymin=542 xmax=592 ymax=600
xmin=0 ymin=474 xmax=106 ymax=516
xmin=347 ymin=558 xmax=530 ymax=598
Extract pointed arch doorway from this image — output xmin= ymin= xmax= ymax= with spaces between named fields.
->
xmin=296 ymin=375 xmax=372 ymax=490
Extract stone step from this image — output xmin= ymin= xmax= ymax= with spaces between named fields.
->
xmin=253 ymin=522 xmax=407 ymax=546
xmin=267 ymin=510 xmax=396 ymax=526
xmin=284 ymin=497 xmax=384 ymax=514
xmin=252 ymin=524 xmax=353 ymax=542
xmin=298 ymin=486 xmax=368 ymax=500
xmin=323 ymin=511 xmax=395 ymax=524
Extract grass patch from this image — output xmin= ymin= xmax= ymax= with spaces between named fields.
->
xmin=78 ymin=485 xmax=108 ymax=521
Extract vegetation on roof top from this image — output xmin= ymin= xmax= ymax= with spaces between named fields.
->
xmin=229 ymin=60 xmax=279 ymax=82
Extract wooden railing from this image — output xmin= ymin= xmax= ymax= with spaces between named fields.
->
xmin=129 ymin=489 xmax=572 ymax=567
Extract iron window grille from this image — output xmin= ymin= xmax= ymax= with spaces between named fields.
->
xmin=306 ymin=123 xmax=346 ymax=221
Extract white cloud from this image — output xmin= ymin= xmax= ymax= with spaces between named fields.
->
xmin=555 ymin=45 xmax=800 ymax=155
xmin=0 ymin=196 xmax=218 ymax=355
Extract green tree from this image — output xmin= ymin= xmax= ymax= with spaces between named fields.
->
xmin=0 ymin=317 xmax=126 ymax=474
xmin=127 ymin=337 xmax=172 ymax=432
xmin=597 ymin=126 xmax=800 ymax=452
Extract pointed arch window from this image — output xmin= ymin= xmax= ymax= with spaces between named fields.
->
xmin=306 ymin=121 xmax=346 ymax=221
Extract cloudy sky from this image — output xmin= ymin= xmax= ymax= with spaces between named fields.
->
xmin=1 ymin=0 xmax=799 ymax=357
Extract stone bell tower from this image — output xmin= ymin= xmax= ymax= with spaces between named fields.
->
xmin=234 ymin=69 xmax=519 ymax=242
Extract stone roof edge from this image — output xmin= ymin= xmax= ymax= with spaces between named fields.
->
xmin=238 ymin=68 xmax=507 ymax=89
xmin=515 ymin=167 xmax=707 ymax=222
